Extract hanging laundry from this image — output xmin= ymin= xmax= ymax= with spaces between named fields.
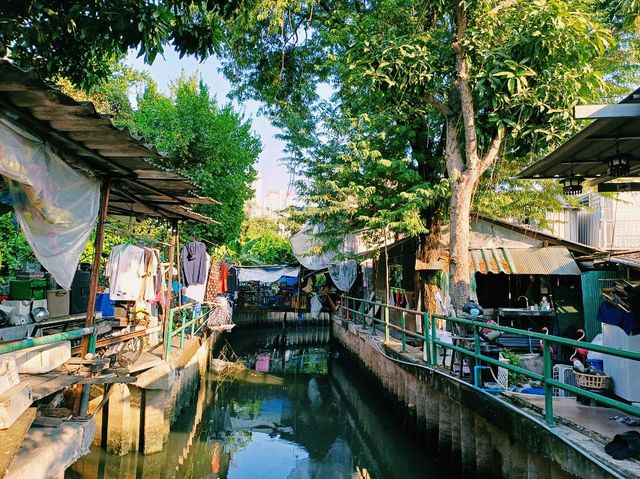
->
xmin=181 ymin=240 xmax=207 ymax=286
xmin=141 ymin=247 xmax=160 ymax=301
xmin=204 ymin=258 xmax=221 ymax=303
xmin=105 ymin=244 xmax=146 ymax=301
xmin=184 ymin=254 xmax=210 ymax=303
xmin=217 ymin=262 xmax=229 ymax=294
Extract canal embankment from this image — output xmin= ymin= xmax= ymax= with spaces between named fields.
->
xmin=87 ymin=331 xmax=222 ymax=456
xmin=332 ymin=317 xmax=638 ymax=479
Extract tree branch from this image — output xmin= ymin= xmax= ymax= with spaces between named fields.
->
xmin=424 ymin=94 xmax=453 ymax=117
xmin=479 ymin=128 xmax=504 ymax=173
xmin=453 ymin=3 xmax=479 ymax=169
xmin=489 ymin=0 xmax=518 ymax=15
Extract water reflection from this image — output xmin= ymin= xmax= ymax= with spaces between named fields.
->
xmin=68 ymin=326 xmax=439 ymax=479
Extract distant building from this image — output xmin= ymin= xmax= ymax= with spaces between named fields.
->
xmin=543 ymin=192 xmax=640 ymax=250
xmin=245 ymin=173 xmax=295 ymax=221
xmin=263 ymin=190 xmax=294 ymax=220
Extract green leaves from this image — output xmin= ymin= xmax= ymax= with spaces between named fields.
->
xmin=0 ymin=1 xmax=231 ymax=88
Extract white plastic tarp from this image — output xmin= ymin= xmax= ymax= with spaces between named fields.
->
xmin=0 ymin=119 xmax=100 ymax=289
xmin=236 ymin=267 xmax=300 ymax=283
xmin=290 ymin=225 xmax=359 ymax=292
xmin=290 ymin=225 xmax=335 ymax=271
xmin=328 ymin=260 xmax=357 ymax=292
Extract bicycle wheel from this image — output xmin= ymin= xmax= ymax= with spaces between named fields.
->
xmin=116 ymin=337 xmax=143 ymax=367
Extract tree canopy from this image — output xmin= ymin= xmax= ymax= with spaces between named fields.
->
xmin=0 ymin=1 xmax=238 ymax=87
xmin=126 ymin=75 xmax=261 ymax=245
xmin=218 ymin=0 xmax=632 ymax=305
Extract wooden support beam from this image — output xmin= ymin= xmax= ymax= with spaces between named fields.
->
xmin=574 ymin=103 xmax=640 ymax=119
xmin=598 ymin=182 xmax=640 ymax=192
xmin=83 ymin=179 xmax=111 ymax=351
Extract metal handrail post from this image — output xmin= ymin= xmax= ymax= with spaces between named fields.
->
xmin=384 ymin=304 xmax=390 ymax=342
xmin=423 ymin=313 xmax=430 ymax=365
xmin=401 ymin=311 xmax=406 ymax=352
xmin=543 ymin=340 xmax=554 ymax=425
xmin=165 ymin=309 xmax=174 ymax=360
xmin=431 ymin=313 xmax=438 ymax=367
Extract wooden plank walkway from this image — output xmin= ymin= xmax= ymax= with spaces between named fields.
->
xmin=20 ymin=373 xmax=82 ymax=401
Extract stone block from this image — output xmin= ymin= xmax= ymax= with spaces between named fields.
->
xmin=106 ymin=383 xmax=132 ymax=456
xmin=0 ymin=382 xmax=32 ymax=429
xmin=143 ymin=389 xmax=168 ymax=455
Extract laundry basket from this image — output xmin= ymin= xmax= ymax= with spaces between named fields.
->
xmin=574 ymin=371 xmax=609 ymax=390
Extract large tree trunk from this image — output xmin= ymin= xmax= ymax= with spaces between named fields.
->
xmin=448 ymin=172 xmax=475 ymax=311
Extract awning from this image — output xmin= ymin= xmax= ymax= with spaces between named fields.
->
xmin=416 ymin=246 xmax=581 ymax=275
xmin=236 ymin=266 xmax=300 ymax=283
xmin=0 ymin=60 xmax=217 ymax=223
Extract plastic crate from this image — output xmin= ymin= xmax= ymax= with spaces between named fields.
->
xmin=10 ymin=279 xmax=47 ymax=300
xmin=553 ymin=364 xmax=576 ymax=397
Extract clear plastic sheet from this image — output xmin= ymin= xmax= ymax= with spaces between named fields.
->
xmin=328 ymin=260 xmax=357 ymax=292
xmin=0 ymin=120 xmax=100 ymax=289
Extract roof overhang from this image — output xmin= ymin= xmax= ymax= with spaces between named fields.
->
xmin=518 ymin=87 xmax=640 ymax=186
xmin=0 ymin=60 xmax=217 ymax=224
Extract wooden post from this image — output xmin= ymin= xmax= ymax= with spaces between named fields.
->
xmin=162 ymin=221 xmax=177 ymax=361
xmin=81 ymin=179 xmax=110 ymax=356
xmin=75 ymin=179 xmax=110 ymax=414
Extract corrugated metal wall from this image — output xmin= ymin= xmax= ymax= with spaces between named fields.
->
xmin=581 ymin=270 xmax=623 ymax=341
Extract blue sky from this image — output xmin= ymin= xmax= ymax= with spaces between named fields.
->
xmin=125 ymin=49 xmax=291 ymax=195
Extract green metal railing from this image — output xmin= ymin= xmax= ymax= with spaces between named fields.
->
xmin=343 ymin=296 xmax=640 ymax=425
xmin=164 ymin=303 xmax=211 ymax=360
xmin=0 ymin=326 xmax=96 ymax=355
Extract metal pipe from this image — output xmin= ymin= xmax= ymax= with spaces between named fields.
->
xmin=0 ymin=327 xmax=94 ymax=355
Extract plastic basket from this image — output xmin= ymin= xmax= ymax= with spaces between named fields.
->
xmin=574 ymin=371 xmax=609 ymax=390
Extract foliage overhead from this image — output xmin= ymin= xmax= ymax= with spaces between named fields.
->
xmin=125 ymin=74 xmax=261 ymax=246
xmin=219 ymin=0 xmax=624 ymax=245
xmin=0 ymin=1 xmax=238 ymax=88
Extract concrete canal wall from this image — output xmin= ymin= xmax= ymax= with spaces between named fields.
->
xmin=332 ymin=318 xmax=623 ymax=479
xmin=89 ymin=331 xmax=221 ymax=457
xmin=233 ymin=310 xmax=331 ymax=327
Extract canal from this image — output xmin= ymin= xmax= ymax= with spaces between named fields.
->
xmin=67 ymin=326 xmax=442 ymax=478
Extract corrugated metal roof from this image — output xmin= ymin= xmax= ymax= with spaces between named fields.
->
xmin=0 ymin=60 xmax=217 ymax=223
xmin=416 ymin=246 xmax=581 ymax=275
xmin=518 ymin=86 xmax=640 ymax=185
xmin=508 ymin=247 xmax=581 ymax=275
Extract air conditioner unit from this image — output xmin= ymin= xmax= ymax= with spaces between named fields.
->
xmin=553 ymin=364 xmax=576 ymax=397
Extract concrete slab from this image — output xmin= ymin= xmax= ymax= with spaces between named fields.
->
xmin=0 ymin=357 xmax=19 ymax=397
xmin=505 ymin=393 xmax=640 ymax=443
xmin=0 ymin=408 xmax=36 ymax=479
xmin=5 ymin=418 xmax=95 ymax=479
xmin=0 ymin=342 xmax=70 ymax=375
xmin=0 ymin=383 xmax=32 ymax=430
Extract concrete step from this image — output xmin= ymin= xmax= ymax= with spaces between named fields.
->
xmin=0 ymin=382 xmax=32 ymax=430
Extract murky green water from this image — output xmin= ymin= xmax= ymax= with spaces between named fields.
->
xmin=68 ymin=326 xmax=441 ymax=479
